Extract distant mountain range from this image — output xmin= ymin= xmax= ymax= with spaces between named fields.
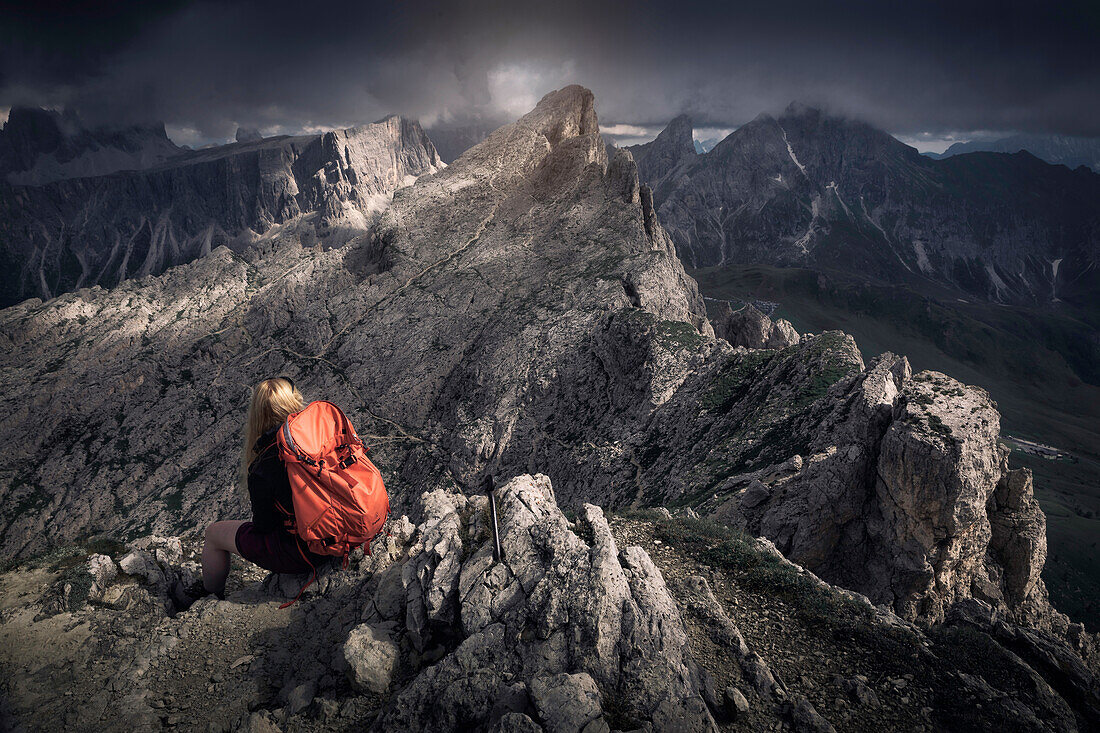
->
xmin=693 ymin=137 xmax=721 ymax=154
xmin=0 ymin=109 xmax=442 ymax=306
xmin=0 ymin=107 xmax=183 ymax=186
xmin=927 ymin=133 xmax=1100 ymax=172
xmin=627 ymin=106 xmax=1100 ymax=308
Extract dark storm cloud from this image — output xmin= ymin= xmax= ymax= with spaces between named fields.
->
xmin=2 ymin=0 xmax=1098 ymax=144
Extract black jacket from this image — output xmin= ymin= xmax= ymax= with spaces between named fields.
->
xmin=247 ymin=427 xmax=296 ymax=534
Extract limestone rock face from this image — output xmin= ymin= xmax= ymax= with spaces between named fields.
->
xmin=528 ymin=673 xmax=603 ymax=733
xmin=0 ymin=85 xmax=709 ymax=562
xmin=875 ymin=372 xmax=1008 ymax=620
xmin=712 ymin=302 xmax=800 ymax=349
xmin=989 ymin=467 xmax=1047 ymax=607
xmin=0 ymin=469 xmax=1095 ymax=732
xmin=699 ymin=354 xmax=1056 ymax=627
xmin=624 ymin=113 xmax=696 ymax=184
xmin=0 ymin=106 xmax=183 ymax=185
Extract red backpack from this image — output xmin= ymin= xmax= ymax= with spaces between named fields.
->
xmin=275 ymin=401 xmax=389 ymax=603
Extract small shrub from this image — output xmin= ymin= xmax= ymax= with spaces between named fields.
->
xmin=613 ymin=507 xmax=665 ymax=522
xmin=927 ymin=413 xmax=953 ymax=439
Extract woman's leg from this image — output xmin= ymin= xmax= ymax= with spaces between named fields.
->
xmin=201 ymin=520 xmax=246 ymax=596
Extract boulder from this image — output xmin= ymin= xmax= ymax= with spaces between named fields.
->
xmin=725 ymin=686 xmax=749 ymax=719
xmin=118 ymin=550 xmax=165 ymax=586
xmin=529 ymin=673 xmax=603 ymax=733
xmin=86 ymin=554 xmax=118 ymax=591
xmin=712 ymin=303 xmax=800 ymax=350
xmin=286 ymin=681 xmax=315 ymax=716
xmin=343 ymin=623 xmax=399 ymax=694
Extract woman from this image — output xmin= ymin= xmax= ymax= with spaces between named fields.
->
xmin=198 ymin=377 xmax=328 ymax=598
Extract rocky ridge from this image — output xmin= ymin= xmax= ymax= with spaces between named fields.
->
xmin=0 ymin=113 xmax=443 ymax=306
xmin=2 ymin=474 xmax=1097 ymax=732
xmin=0 ymin=84 xmax=1076 ymax=628
xmin=710 ymin=302 xmax=800 ymax=350
xmin=931 ymin=132 xmax=1100 ymax=173
xmin=1 ymin=86 xmax=1097 ymax=727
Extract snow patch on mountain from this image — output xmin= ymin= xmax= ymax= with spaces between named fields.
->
xmin=913 ymin=241 xmax=932 ymax=274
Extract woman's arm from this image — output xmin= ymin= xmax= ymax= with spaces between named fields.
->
xmin=247 ymin=457 xmax=288 ymax=534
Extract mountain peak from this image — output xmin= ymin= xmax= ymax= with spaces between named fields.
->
xmin=528 ymin=84 xmax=600 ymax=144
xmin=623 ymin=112 xmax=696 ymax=183
xmin=235 ymin=126 xmax=263 ymax=143
xmin=657 ymin=113 xmax=694 ymax=151
xmin=782 ymin=101 xmax=824 ymax=120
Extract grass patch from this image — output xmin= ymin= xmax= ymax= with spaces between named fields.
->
xmin=655 ymin=516 xmax=873 ymax=629
xmin=790 ymin=361 xmax=852 ymax=411
xmin=613 ymin=507 xmax=667 ymax=522
xmin=654 ymin=320 xmax=705 ymax=351
xmin=700 ymin=351 xmax=775 ymax=413
xmin=0 ymin=535 xmax=126 ymax=574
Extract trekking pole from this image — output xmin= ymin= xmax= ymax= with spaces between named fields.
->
xmin=484 ymin=474 xmax=503 ymax=563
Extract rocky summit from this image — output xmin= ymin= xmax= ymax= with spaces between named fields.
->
xmin=1 ymin=86 xmax=1098 ymax=731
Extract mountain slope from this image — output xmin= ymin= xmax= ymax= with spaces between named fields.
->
xmin=0 ymin=114 xmax=443 ymax=306
xmin=632 ymin=107 xmax=1100 ymax=308
xmin=625 ymin=113 xmax=696 ymax=183
xmin=0 ymin=85 xmax=1072 ymax=635
xmin=1 ymin=84 xmax=1098 ymax=731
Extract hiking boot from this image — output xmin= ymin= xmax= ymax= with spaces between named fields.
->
xmin=176 ymin=580 xmax=223 ymax=610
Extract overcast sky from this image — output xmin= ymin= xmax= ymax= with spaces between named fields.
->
xmin=2 ymin=0 xmax=1097 ymax=151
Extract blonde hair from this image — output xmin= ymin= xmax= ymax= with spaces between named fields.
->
xmin=240 ymin=377 xmax=304 ymax=489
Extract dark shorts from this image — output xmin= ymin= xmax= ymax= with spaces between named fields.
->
xmin=235 ymin=522 xmax=328 ymax=574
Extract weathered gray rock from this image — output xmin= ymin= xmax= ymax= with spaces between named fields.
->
xmin=624 ymin=114 xmax=696 ymax=185
xmin=1 ymin=114 xmax=443 ymax=306
xmin=86 ymin=554 xmax=118 ymax=590
xmin=790 ymin=695 xmax=836 ymax=733
xmin=712 ymin=303 xmax=800 ymax=350
xmin=834 ymin=676 xmax=878 ymax=708
xmin=989 ymin=467 xmax=1047 ymax=607
xmin=1 ymin=106 xmax=183 ymax=186
xmin=529 ymin=673 xmax=602 ymax=733
xmin=286 ymin=681 xmax=315 ymax=716
xmin=402 ymin=490 xmax=469 ymax=651
xmin=0 ymin=81 xmax=1096 ymax=733
xmin=119 ymin=550 xmax=166 ymax=586
xmin=489 ymin=712 xmax=544 ymax=733
xmin=377 ymin=474 xmax=716 ymax=732
xmin=343 ymin=623 xmax=399 ymax=694
xmin=0 ymin=84 xmax=709 ymax=561
xmin=875 ymin=372 xmax=1011 ymax=621
xmin=725 ymin=686 xmax=750 ymax=718
xmin=236 ymin=711 xmax=283 ymax=733
xmin=0 ymin=87 xmax=1082 ymax=712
